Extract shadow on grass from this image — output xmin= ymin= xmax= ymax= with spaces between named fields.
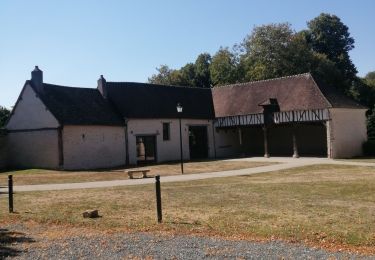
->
xmin=0 ymin=185 xmax=7 ymax=195
xmin=0 ymin=228 xmax=35 ymax=258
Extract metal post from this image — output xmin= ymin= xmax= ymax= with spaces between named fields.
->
xmin=155 ymin=175 xmax=162 ymax=223
xmin=8 ymin=175 xmax=13 ymax=213
xmin=179 ymin=117 xmax=184 ymax=174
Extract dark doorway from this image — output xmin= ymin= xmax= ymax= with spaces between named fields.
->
xmin=296 ymin=123 xmax=327 ymax=157
xmin=268 ymin=125 xmax=293 ymax=156
xmin=136 ymin=135 xmax=157 ymax=164
xmin=189 ymin=126 xmax=208 ymax=159
xmin=268 ymin=123 xmax=327 ymax=157
xmin=242 ymin=126 xmax=264 ymax=156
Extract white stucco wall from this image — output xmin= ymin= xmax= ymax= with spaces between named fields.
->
xmin=63 ymin=125 xmax=126 ymax=170
xmin=127 ymin=118 xmax=214 ymax=165
xmin=328 ymin=108 xmax=367 ymax=158
xmin=214 ymin=128 xmax=241 ymax=158
xmin=7 ymin=130 xmax=59 ymax=169
xmin=5 ymin=84 xmax=61 ymax=169
xmin=6 ymin=84 xmax=59 ymax=130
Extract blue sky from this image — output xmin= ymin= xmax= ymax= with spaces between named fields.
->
xmin=1 ymin=0 xmax=374 ymax=108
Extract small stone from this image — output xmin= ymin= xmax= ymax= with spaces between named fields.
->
xmin=83 ymin=209 xmax=99 ymax=218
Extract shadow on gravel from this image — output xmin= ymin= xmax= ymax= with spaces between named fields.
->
xmin=0 ymin=228 xmax=35 ymax=258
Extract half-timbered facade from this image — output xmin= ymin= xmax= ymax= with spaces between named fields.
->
xmin=212 ymin=73 xmax=367 ymax=158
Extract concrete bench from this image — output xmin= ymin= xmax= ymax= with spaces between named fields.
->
xmin=126 ymin=169 xmax=151 ymax=179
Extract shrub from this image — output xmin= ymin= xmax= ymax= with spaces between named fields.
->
xmin=363 ymin=140 xmax=375 ymax=156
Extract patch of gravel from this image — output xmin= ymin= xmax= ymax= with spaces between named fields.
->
xmin=2 ymin=224 xmax=374 ymax=260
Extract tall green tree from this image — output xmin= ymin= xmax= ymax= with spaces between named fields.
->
xmin=241 ymin=23 xmax=294 ymax=80
xmin=349 ymin=72 xmax=375 ymax=110
xmin=210 ymin=48 xmax=239 ymax=86
xmin=148 ymin=65 xmax=190 ymax=86
xmin=368 ymin=106 xmax=375 ymax=141
xmin=149 ymin=13 xmax=361 ymax=96
xmin=364 ymin=71 xmax=375 ymax=87
xmin=0 ymin=106 xmax=10 ymax=128
xmin=350 ymin=80 xmax=373 ymax=107
xmin=194 ymin=53 xmax=212 ymax=88
xmin=148 ymin=65 xmax=174 ymax=85
xmin=178 ymin=63 xmax=196 ymax=87
xmin=364 ymin=106 xmax=375 ymax=155
xmin=307 ymin=13 xmax=357 ymax=90
xmin=239 ymin=23 xmax=341 ymax=85
xmin=149 ymin=53 xmax=213 ymax=88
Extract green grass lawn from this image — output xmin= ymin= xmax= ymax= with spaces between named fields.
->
xmin=0 ymin=160 xmax=274 ymax=185
xmin=0 ymin=164 xmax=374 ymax=253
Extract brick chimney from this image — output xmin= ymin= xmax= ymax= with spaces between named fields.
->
xmin=97 ymin=75 xmax=107 ymax=98
xmin=31 ymin=66 xmax=43 ymax=93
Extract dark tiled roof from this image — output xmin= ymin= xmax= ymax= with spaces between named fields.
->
xmin=29 ymin=81 xmax=124 ymax=126
xmin=106 ymin=82 xmax=215 ymax=119
xmin=212 ymin=73 xmax=365 ymax=117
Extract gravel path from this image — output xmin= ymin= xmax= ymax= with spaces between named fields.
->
xmin=2 ymin=224 xmax=374 ymax=260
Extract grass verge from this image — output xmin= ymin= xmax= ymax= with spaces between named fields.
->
xmin=0 ymin=164 xmax=374 ymax=254
xmin=0 ymin=160 xmax=274 ymax=185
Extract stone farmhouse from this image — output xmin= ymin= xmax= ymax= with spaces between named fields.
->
xmin=4 ymin=67 xmax=367 ymax=170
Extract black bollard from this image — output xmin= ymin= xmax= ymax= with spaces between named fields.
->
xmin=8 ymin=175 xmax=13 ymax=213
xmin=155 ymin=175 xmax=162 ymax=223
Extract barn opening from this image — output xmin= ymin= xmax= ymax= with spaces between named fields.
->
xmin=189 ymin=126 xmax=209 ymax=159
xmin=239 ymin=122 xmax=327 ymax=157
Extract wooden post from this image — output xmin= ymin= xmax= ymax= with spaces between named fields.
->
xmin=211 ymin=122 xmax=217 ymax=159
xmin=8 ymin=175 xmax=13 ymax=213
xmin=238 ymin=127 xmax=242 ymax=145
xmin=292 ymin=132 xmax=299 ymax=158
xmin=155 ymin=175 xmax=162 ymax=223
xmin=263 ymin=126 xmax=270 ymax=158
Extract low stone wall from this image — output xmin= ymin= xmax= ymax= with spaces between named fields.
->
xmin=0 ymin=129 xmax=7 ymax=170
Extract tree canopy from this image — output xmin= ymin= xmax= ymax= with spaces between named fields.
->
xmin=0 ymin=106 xmax=10 ymax=128
xmin=364 ymin=71 xmax=375 ymax=87
xmin=306 ymin=13 xmax=357 ymax=90
xmin=147 ymin=13 xmax=375 ymax=119
xmin=210 ymin=48 xmax=240 ymax=86
xmin=149 ymin=13 xmax=362 ymax=92
xmin=148 ymin=53 xmax=213 ymax=88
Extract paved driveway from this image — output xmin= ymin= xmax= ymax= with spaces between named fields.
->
xmin=1 ymin=157 xmax=374 ymax=192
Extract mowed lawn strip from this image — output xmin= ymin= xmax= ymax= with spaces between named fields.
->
xmin=0 ymin=160 xmax=274 ymax=185
xmin=336 ymin=157 xmax=375 ymax=163
xmin=0 ymin=164 xmax=374 ymax=252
